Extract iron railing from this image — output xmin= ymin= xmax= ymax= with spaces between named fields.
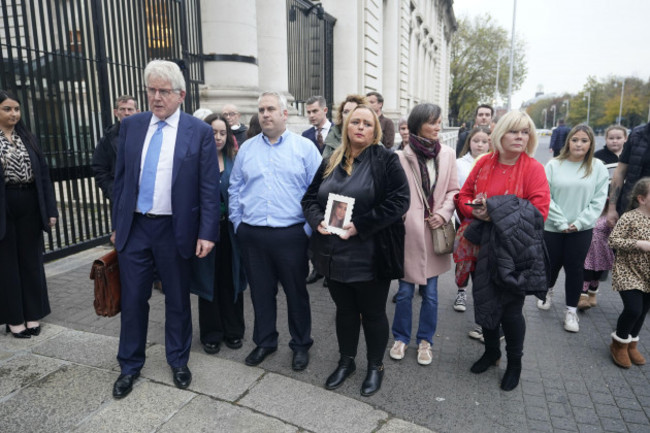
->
xmin=0 ymin=0 xmax=204 ymax=261
xmin=286 ymin=0 xmax=336 ymax=117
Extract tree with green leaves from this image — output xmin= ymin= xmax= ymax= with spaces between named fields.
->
xmin=449 ymin=15 xmax=527 ymax=126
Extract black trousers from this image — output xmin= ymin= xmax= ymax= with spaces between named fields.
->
xmin=616 ymin=290 xmax=650 ymax=339
xmin=0 ymin=186 xmax=50 ymax=325
xmin=544 ymin=229 xmax=593 ymax=308
xmin=198 ymin=220 xmax=245 ymax=344
xmin=237 ymin=223 xmax=312 ymax=351
xmin=327 ymin=278 xmax=391 ymax=365
xmin=483 ymin=295 xmax=526 ymax=359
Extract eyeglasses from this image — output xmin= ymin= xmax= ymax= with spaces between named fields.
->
xmin=145 ymin=87 xmax=178 ymax=98
xmin=222 ymin=111 xmax=238 ymax=117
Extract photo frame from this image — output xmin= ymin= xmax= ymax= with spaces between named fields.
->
xmin=324 ymin=193 xmax=355 ymax=235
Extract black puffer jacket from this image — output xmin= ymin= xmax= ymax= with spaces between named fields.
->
xmin=465 ymin=195 xmax=549 ymax=329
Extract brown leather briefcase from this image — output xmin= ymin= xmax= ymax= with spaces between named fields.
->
xmin=89 ymin=249 xmax=121 ymax=317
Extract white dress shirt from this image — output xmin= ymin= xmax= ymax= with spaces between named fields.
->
xmin=137 ymin=108 xmax=180 ymax=215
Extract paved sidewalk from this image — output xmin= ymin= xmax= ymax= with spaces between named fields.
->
xmin=2 ymin=245 xmax=649 ymax=432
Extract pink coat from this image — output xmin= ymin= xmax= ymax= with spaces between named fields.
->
xmin=397 ymin=145 xmax=459 ymax=285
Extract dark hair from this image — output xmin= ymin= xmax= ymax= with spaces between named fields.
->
xmin=305 ymin=95 xmax=326 ymax=107
xmin=246 ymin=113 xmax=261 ymax=139
xmin=0 ymin=89 xmax=41 ymax=156
xmin=459 ymin=126 xmax=491 ymax=158
xmin=114 ymin=95 xmax=137 ymax=109
xmin=407 ymin=103 xmax=442 ymax=139
xmin=627 ymin=177 xmax=650 ymax=212
xmin=366 ymin=91 xmax=384 ymax=104
xmin=475 ymin=104 xmax=494 ymax=117
xmin=203 ymin=113 xmax=236 ymax=160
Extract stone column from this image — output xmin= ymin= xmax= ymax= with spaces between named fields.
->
xmin=199 ymin=0 xmax=260 ymax=118
xmin=382 ymin=0 xmax=401 ymax=120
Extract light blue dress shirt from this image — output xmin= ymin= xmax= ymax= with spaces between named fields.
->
xmin=228 ymin=129 xmax=322 ymax=234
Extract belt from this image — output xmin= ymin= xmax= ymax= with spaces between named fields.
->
xmin=136 ymin=212 xmax=171 ymax=219
xmin=5 ymin=182 xmax=35 ymax=190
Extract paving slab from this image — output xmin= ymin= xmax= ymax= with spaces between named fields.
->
xmin=70 ymin=380 xmax=195 ymax=433
xmin=0 ymin=364 xmax=114 ymax=433
xmin=0 ymin=323 xmax=66 ymax=352
xmin=158 ymin=395 xmax=297 ymax=433
xmin=31 ymin=329 xmax=120 ymax=370
xmin=0 ymin=353 xmax=66 ymax=398
xmin=139 ymin=344 xmax=264 ymax=401
xmin=377 ymin=418 xmax=435 ymax=433
xmin=240 ymin=372 xmax=388 ymax=433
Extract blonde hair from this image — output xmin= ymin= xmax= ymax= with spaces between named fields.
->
xmin=557 ymin=124 xmax=597 ymax=178
xmin=605 ymin=124 xmax=628 ymax=140
xmin=491 ymin=110 xmax=538 ymax=156
xmin=323 ymin=105 xmax=382 ymax=178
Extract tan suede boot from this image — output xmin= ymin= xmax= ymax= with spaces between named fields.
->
xmin=587 ymin=289 xmax=598 ymax=307
xmin=610 ymin=332 xmax=631 ymax=368
xmin=628 ymin=337 xmax=646 ymax=365
xmin=577 ymin=294 xmax=591 ymax=311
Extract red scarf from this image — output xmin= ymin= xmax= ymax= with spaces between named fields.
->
xmin=472 ymin=151 xmax=533 ymax=199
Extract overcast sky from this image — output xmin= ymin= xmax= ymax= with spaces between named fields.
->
xmin=452 ymin=0 xmax=650 ymax=108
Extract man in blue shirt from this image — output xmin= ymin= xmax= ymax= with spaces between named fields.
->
xmin=229 ymin=91 xmax=322 ymax=371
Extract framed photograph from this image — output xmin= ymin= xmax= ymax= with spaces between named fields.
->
xmin=324 ymin=193 xmax=355 ymax=235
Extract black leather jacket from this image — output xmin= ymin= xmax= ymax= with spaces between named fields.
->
xmin=302 ymin=145 xmax=409 ymax=282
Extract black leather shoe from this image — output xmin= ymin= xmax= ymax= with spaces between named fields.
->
xmin=171 ymin=366 xmax=192 ymax=389
xmin=292 ymin=350 xmax=309 ymax=371
xmin=27 ymin=326 xmax=41 ymax=336
xmin=113 ymin=373 xmax=139 ymax=399
xmin=5 ymin=324 xmax=31 ymax=339
xmin=325 ymin=356 xmax=356 ymax=390
xmin=202 ymin=342 xmax=220 ymax=354
xmin=306 ymin=269 xmax=323 ymax=284
xmin=245 ymin=346 xmax=277 ymax=366
xmin=360 ymin=364 xmax=384 ymax=397
xmin=225 ymin=337 xmax=243 ymax=349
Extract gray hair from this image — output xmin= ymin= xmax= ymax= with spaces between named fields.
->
xmin=259 ymin=91 xmax=288 ymax=111
xmin=144 ymin=60 xmax=186 ymax=92
xmin=114 ymin=95 xmax=137 ymax=109
xmin=305 ymin=95 xmax=326 ymax=107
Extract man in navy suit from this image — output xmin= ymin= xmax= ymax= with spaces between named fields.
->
xmin=301 ymin=95 xmax=331 ymax=155
xmin=110 ymin=60 xmax=220 ymax=399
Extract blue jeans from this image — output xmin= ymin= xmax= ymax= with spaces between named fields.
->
xmin=391 ymin=277 xmax=438 ymax=345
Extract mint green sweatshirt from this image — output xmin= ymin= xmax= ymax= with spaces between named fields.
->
xmin=544 ymin=158 xmax=609 ymax=232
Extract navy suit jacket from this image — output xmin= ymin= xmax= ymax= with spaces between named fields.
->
xmin=302 ymin=127 xmax=319 ymax=149
xmin=112 ymin=110 xmax=220 ymax=259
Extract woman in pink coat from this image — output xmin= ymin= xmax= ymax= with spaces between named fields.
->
xmin=389 ymin=103 xmax=460 ymax=365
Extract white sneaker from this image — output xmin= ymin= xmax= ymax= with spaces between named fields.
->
xmin=468 ymin=326 xmax=483 ymax=340
xmin=453 ymin=291 xmax=467 ymax=312
xmin=537 ymin=289 xmax=553 ymax=310
xmin=389 ymin=340 xmax=407 ymax=360
xmin=417 ymin=341 xmax=433 ymax=365
xmin=564 ymin=310 xmax=579 ymax=333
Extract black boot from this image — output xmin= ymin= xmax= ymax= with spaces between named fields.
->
xmin=501 ymin=355 xmax=522 ymax=391
xmin=360 ymin=363 xmax=384 ymax=397
xmin=325 ymin=356 xmax=356 ymax=390
xmin=470 ymin=327 xmax=501 ymax=373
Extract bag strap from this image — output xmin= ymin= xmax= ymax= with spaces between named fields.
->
xmin=407 ymin=160 xmax=433 ymax=214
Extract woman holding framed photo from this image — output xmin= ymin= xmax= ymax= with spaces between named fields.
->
xmin=302 ymin=105 xmax=409 ymax=397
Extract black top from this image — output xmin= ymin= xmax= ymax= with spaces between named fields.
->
xmin=620 ymin=135 xmax=650 ymax=178
xmin=302 ymin=145 xmax=410 ymax=283
xmin=593 ymin=147 xmax=619 ymax=165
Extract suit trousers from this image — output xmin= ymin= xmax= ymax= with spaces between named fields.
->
xmin=237 ymin=223 xmax=312 ymax=351
xmin=0 ymin=186 xmax=50 ymax=325
xmin=198 ymin=219 xmax=245 ymax=344
xmin=117 ymin=214 xmax=192 ymax=375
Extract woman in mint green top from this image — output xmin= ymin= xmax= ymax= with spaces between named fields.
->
xmin=540 ymin=124 xmax=609 ymax=333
